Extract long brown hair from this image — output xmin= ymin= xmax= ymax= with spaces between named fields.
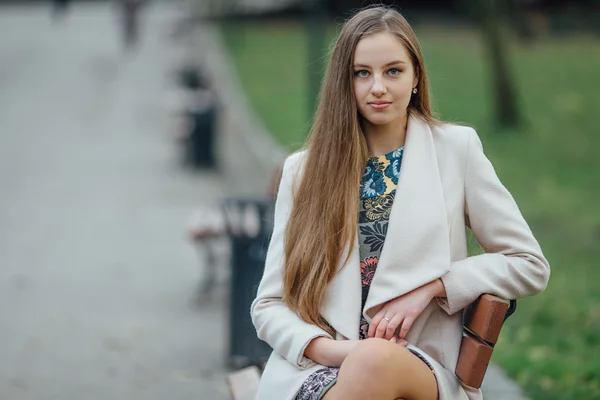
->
xmin=283 ymin=5 xmax=436 ymax=336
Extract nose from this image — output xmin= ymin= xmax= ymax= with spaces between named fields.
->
xmin=371 ymin=76 xmax=387 ymax=96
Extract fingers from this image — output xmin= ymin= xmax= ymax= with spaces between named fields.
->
xmin=388 ymin=336 xmax=408 ymax=347
xmin=368 ymin=311 xmax=385 ymax=338
xmin=398 ymin=316 xmax=414 ymax=339
xmin=368 ymin=306 xmax=417 ymax=339
xmin=384 ymin=314 xmax=404 ymax=340
xmin=374 ymin=317 xmax=389 ymax=338
xmin=375 ymin=314 xmax=404 ymax=339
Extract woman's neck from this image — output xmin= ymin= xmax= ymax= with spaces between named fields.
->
xmin=363 ymin=114 xmax=408 ymax=157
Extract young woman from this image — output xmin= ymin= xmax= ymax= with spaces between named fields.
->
xmin=251 ymin=6 xmax=550 ymax=400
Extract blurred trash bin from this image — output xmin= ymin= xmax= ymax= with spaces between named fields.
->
xmin=221 ymin=197 xmax=275 ymax=368
xmin=186 ymin=99 xmax=216 ymax=168
xmin=177 ymin=64 xmax=202 ymax=90
xmin=51 ymin=0 xmax=70 ymax=20
xmin=176 ymin=64 xmax=217 ymax=169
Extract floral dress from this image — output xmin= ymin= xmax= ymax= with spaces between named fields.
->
xmin=295 ymin=146 xmax=405 ymax=400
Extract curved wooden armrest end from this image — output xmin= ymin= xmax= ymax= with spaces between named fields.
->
xmin=456 ymin=294 xmax=511 ymax=389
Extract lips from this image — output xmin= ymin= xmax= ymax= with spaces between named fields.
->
xmin=368 ymin=101 xmax=391 ymax=110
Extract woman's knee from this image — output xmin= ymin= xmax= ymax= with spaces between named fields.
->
xmin=344 ymin=338 xmax=408 ymax=377
xmin=331 ymin=339 xmax=436 ymax=400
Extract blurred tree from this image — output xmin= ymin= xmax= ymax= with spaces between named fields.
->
xmin=471 ymin=0 xmax=521 ymax=128
xmin=592 ymin=0 xmax=600 ymax=36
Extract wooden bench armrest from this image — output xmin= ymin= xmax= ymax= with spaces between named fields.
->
xmin=456 ymin=294 xmax=512 ymax=388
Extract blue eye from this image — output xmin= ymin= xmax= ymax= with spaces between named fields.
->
xmin=388 ymin=68 xmax=402 ymax=76
xmin=355 ymin=70 xmax=369 ymax=77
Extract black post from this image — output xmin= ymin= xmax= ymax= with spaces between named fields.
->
xmin=305 ymin=0 xmax=327 ymax=125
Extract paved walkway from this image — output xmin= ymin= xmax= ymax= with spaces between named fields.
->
xmin=0 ymin=3 xmax=230 ymax=399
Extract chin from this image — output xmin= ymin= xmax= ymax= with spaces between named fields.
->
xmin=364 ymin=115 xmax=395 ymax=126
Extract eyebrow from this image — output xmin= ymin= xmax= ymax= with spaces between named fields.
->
xmin=353 ymin=60 xmax=407 ymax=68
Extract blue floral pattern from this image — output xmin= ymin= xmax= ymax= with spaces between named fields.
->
xmin=386 ymin=147 xmax=404 ymax=161
xmin=385 ymin=158 xmax=401 ymax=185
xmin=361 ymin=171 xmax=386 ymax=199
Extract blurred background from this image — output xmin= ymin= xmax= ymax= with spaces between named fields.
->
xmin=0 ymin=0 xmax=598 ymax=399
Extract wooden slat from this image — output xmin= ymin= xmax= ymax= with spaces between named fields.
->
xmin=463 ymin=294 xmax=509 ymax=345
xmin=456 ymin=294 xmax=510 ymax=388
xmin=227 ymin=366 xmax=261 ymax=400
xmin=456 ymin=333 xmax=494 ymax=388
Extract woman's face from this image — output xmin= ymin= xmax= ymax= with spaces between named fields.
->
xmin=352 ymin=32 xmax=418 ymax=128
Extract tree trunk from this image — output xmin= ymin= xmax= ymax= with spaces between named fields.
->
xmin=474 ymin=0 xmax=521 ymax=128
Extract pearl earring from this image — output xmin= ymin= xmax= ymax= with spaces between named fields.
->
xmin=412 ymin=87 xmax=418 ymax=94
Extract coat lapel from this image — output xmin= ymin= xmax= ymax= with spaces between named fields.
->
xmin=321 ymin=234 xmax=362 ymax=340
xmin=320 ymin=116 xmax=452 ymax=338
xmin=363 ymin=115 xmax=451 ymax=320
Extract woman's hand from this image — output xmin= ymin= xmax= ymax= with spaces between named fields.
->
xmin=368 ymin=279 xmax=446 ymax=340
xmin=304 ymin=336 xmax=408 ymax=367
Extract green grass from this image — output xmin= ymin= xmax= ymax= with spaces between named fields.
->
xmin=221 ymin=20 xmax=600 ymax=399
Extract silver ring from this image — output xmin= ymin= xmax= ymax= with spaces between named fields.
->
xmin=383 ymin=317 xmax=391 ymax=322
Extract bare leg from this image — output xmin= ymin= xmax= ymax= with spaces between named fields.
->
xmin=323 ymin=338 xmax=438 ymax=400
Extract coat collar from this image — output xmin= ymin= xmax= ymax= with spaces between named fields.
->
xmin=320 ymin=115 xmax=451 ymax=339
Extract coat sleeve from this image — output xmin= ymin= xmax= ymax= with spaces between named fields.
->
xmin=437 ymin=128 xmax=551 ymax=315
xmin=250 ymin=152 xmax=333 ymax=369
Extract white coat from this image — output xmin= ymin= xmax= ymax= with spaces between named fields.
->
xmin=251 ymin=115 xmax=550 ymax=400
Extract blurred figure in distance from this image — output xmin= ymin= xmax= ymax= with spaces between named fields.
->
xmin=117 ymin=0 xmax=148 ymax=50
